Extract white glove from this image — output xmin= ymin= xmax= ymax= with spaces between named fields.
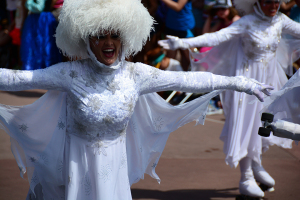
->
xmin=245 ymin=78 xmax=274 ymax=102
xmin=158 ymin=35 xmax=190 ymax=50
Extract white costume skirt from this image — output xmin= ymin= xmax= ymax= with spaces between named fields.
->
xmin=0 ymin=90 xmax=221 ymax=199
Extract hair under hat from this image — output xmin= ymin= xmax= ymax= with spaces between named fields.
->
xmin=234 ymin=0 xmax=290 ymax=15
xmin=55 ymin=0 xmax=154 ymax=60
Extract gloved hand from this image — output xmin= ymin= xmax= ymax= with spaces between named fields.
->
xmin=158 ymin=35 xmax=190 ymax=50
xmin=253 ymin=83 xmax=274 ymax=102
xmin=241 ymin=77 xmax=274 ymax=102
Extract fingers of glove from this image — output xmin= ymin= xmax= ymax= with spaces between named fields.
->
xmin=253 ymin=89 xmax=264 ymax=102
xmin=166 ymin=35 xmax=178 ymax=40
xmin=261 ymin=84 xmax=274 ymax=96
xmin=158 ymin=40 xmax=171 ymax=49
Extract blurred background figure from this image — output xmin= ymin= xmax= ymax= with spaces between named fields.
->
xmin=200 ymin=0 xmax=239 ymax=53
xmin=21 ymin=0 xmax=63 ymax=70
xmin=161 ymin=0 xmax=195 ymax=71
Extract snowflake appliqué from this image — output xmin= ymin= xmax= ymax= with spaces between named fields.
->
xmin=19 ymin=124 xmax=28 ymax=132
xmin=88 ymin=141 xmax=108 ymax=156
xmin=29 ymin=156 xmax=37 ymax=163
xmin=69 ymin=70 xmax=78 ymax=79
xmin=121 ymin=95 xmax=135 ymax=113
xmin=98 ymin=164 xmax=112 ymax=183
xmin=87 ymin=96 xmax=103 ymax=112
xmin=127 ymin=63 xmax=140 ymax=81
xmin=57 ymin=119 xmax=65 ymax=130
xmin=152 ymin=162 xmax=157 ymax=168
xmin=60 ymin=69 xmax=66 ymax=75
xmin=107 ymin=80 xmax=120 ymax=94
xmin=30 ymin=175 xmax=38 ymax=185
xmin=153 ymin=116 xmax=164 ymax=132
xmin=57 ymin=160 xmax=63 ymax=172
xmin=118 ymin=129 xmax=126 ymax=143
xmin=103 ymin=115 xmax=114 ymax=126
xmin=151 ymin=68 xmax=161 ymax=79
xmin=82 ymin=175 xmax=92 ymax=196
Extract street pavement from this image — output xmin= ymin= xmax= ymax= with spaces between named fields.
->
xmin=0 ymin=90 xmax=299 ymax=200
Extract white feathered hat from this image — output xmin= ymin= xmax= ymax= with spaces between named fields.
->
xmin=234 ymin=0 xmax=290 ymax=15
xmin=56 ymin=0 xmax=154 ymax=60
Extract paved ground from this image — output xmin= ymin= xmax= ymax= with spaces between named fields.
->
xmin=0 ymin=90 xmax=299 ymax=200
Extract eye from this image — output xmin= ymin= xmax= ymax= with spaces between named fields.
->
xmin=111 ymin=34 xmax=120 ymax=39
xmin=97 ymin=35 xmax=106 ymax=39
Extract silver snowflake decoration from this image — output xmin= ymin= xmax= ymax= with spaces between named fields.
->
xmin=103 ymin=115 xmax=114 ymax=126
xmin=19 ymin=124 xmax=28 ymax=132
xmin=89 ymin=141 xmax=108 ymax=156
xmin=57 ymin=120 xmax=65 ymax=130
xmin=60 ymin=69 xmax=66 ymax=75
xmin=107 ymin=80 xmax=120 ymax=94
xmin=69 ymin=70 xmax=78 ymax=79
xmin=98 ymin=164 xmax=112 ymax=183
xmin=121 ymin=95 xmax=135 ymax=113
xmin=128 ymin=64 xmax=140 ymax=81
xmin=57 ymin=160 xmax=63 ymax=172
xmin=87 ymin=96 xmax=103 ymax=112
xmin=30 ymin=175 xmax=38 ymax=184
xmin=29 ymin=156 xmax=37 ymax=163
xmin=151 ymin=68 xmax=161 ymax=79
xmin=82 ymin=175 xmax=92 ymax=196
xmin=152 ymin=162 xmax=157 ymax=168
xmin=153 ymin=116 xmax=164 ymax=132
xmin=117 ymin=129 xmax=126 ymax=143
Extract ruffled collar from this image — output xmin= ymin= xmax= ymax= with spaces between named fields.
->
xmin=86 ymin=38 xmax=124 ymax=74
xmin=253 ymin=1 xmax=281 ymax=24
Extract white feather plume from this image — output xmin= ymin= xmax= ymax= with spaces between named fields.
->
xmin=55 ymin=0 xmax=154 ymax=59
xmin=234 ymin=0 xmax=290 ymax=15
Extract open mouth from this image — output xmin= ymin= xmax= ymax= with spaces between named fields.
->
xmin=102 ymin=48 xmax=115 ymax=58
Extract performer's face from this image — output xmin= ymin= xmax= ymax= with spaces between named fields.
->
xmin=89 ymin=31 xmax=121 ymax=65
xmin=259 ymin=0 xmax=280 ymax=17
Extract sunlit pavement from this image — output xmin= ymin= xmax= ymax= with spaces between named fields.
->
xmin=0 ymin=90 xmax=299 ymax=200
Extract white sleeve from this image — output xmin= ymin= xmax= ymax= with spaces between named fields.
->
xmin=0 ymin=62 xmax=73 ymax=92
xmin=181 ymin=17 xmax=245 ymax=47
xmin=133 ymin=63 xmax=256 ymax=96
xmin=282 ymin=13 xmax=300 ymax=38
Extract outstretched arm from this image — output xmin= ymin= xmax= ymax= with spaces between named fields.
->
xmin=0 ymin=62 xmax=73 ymax=92
xmin=282 ymin=13 xmax=300 ymax=38
xmin=158 ymin=17 xmax=245 ymax=50
xmin=133 ymin=63 xmax=272 ymax=102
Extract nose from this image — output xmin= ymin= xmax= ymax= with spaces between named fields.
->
xmin=104 ymin=36 xmax=114 ymax=46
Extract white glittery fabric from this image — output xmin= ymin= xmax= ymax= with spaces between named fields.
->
xmin=0 ymin=58 xmax=266 ymax=199
xmin=186 ymin=11 xmax=300 ymax=167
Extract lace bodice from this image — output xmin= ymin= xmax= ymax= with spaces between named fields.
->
xmin=183 ymin=12 xmax=300 ymax=63
xmin=0 ymin=59 xmax=259 ymax=141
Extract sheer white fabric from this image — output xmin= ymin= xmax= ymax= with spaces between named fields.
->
xmin=187 ymin=12 xmax=300 ymax=167
xmin=262 ymin=69 xmax=300 ymax=141
xmin=0 ymin=58 xmax=263 ymax=199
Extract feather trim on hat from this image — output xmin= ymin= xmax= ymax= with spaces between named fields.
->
xmin=55 ymin=0 xmax=154 ymax=60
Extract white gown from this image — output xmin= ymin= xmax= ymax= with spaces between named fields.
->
xmin=0 ymin=58 xmax=257 ymax=199
xmin=187 ymin=11 xmax=300 ymax=167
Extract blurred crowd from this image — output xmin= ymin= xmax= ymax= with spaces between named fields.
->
xmin=0 ymin=0 xmax=299 ymax=107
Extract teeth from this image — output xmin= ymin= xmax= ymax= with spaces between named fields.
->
xmin=103 ymin=49 xmax=114 ymax=52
